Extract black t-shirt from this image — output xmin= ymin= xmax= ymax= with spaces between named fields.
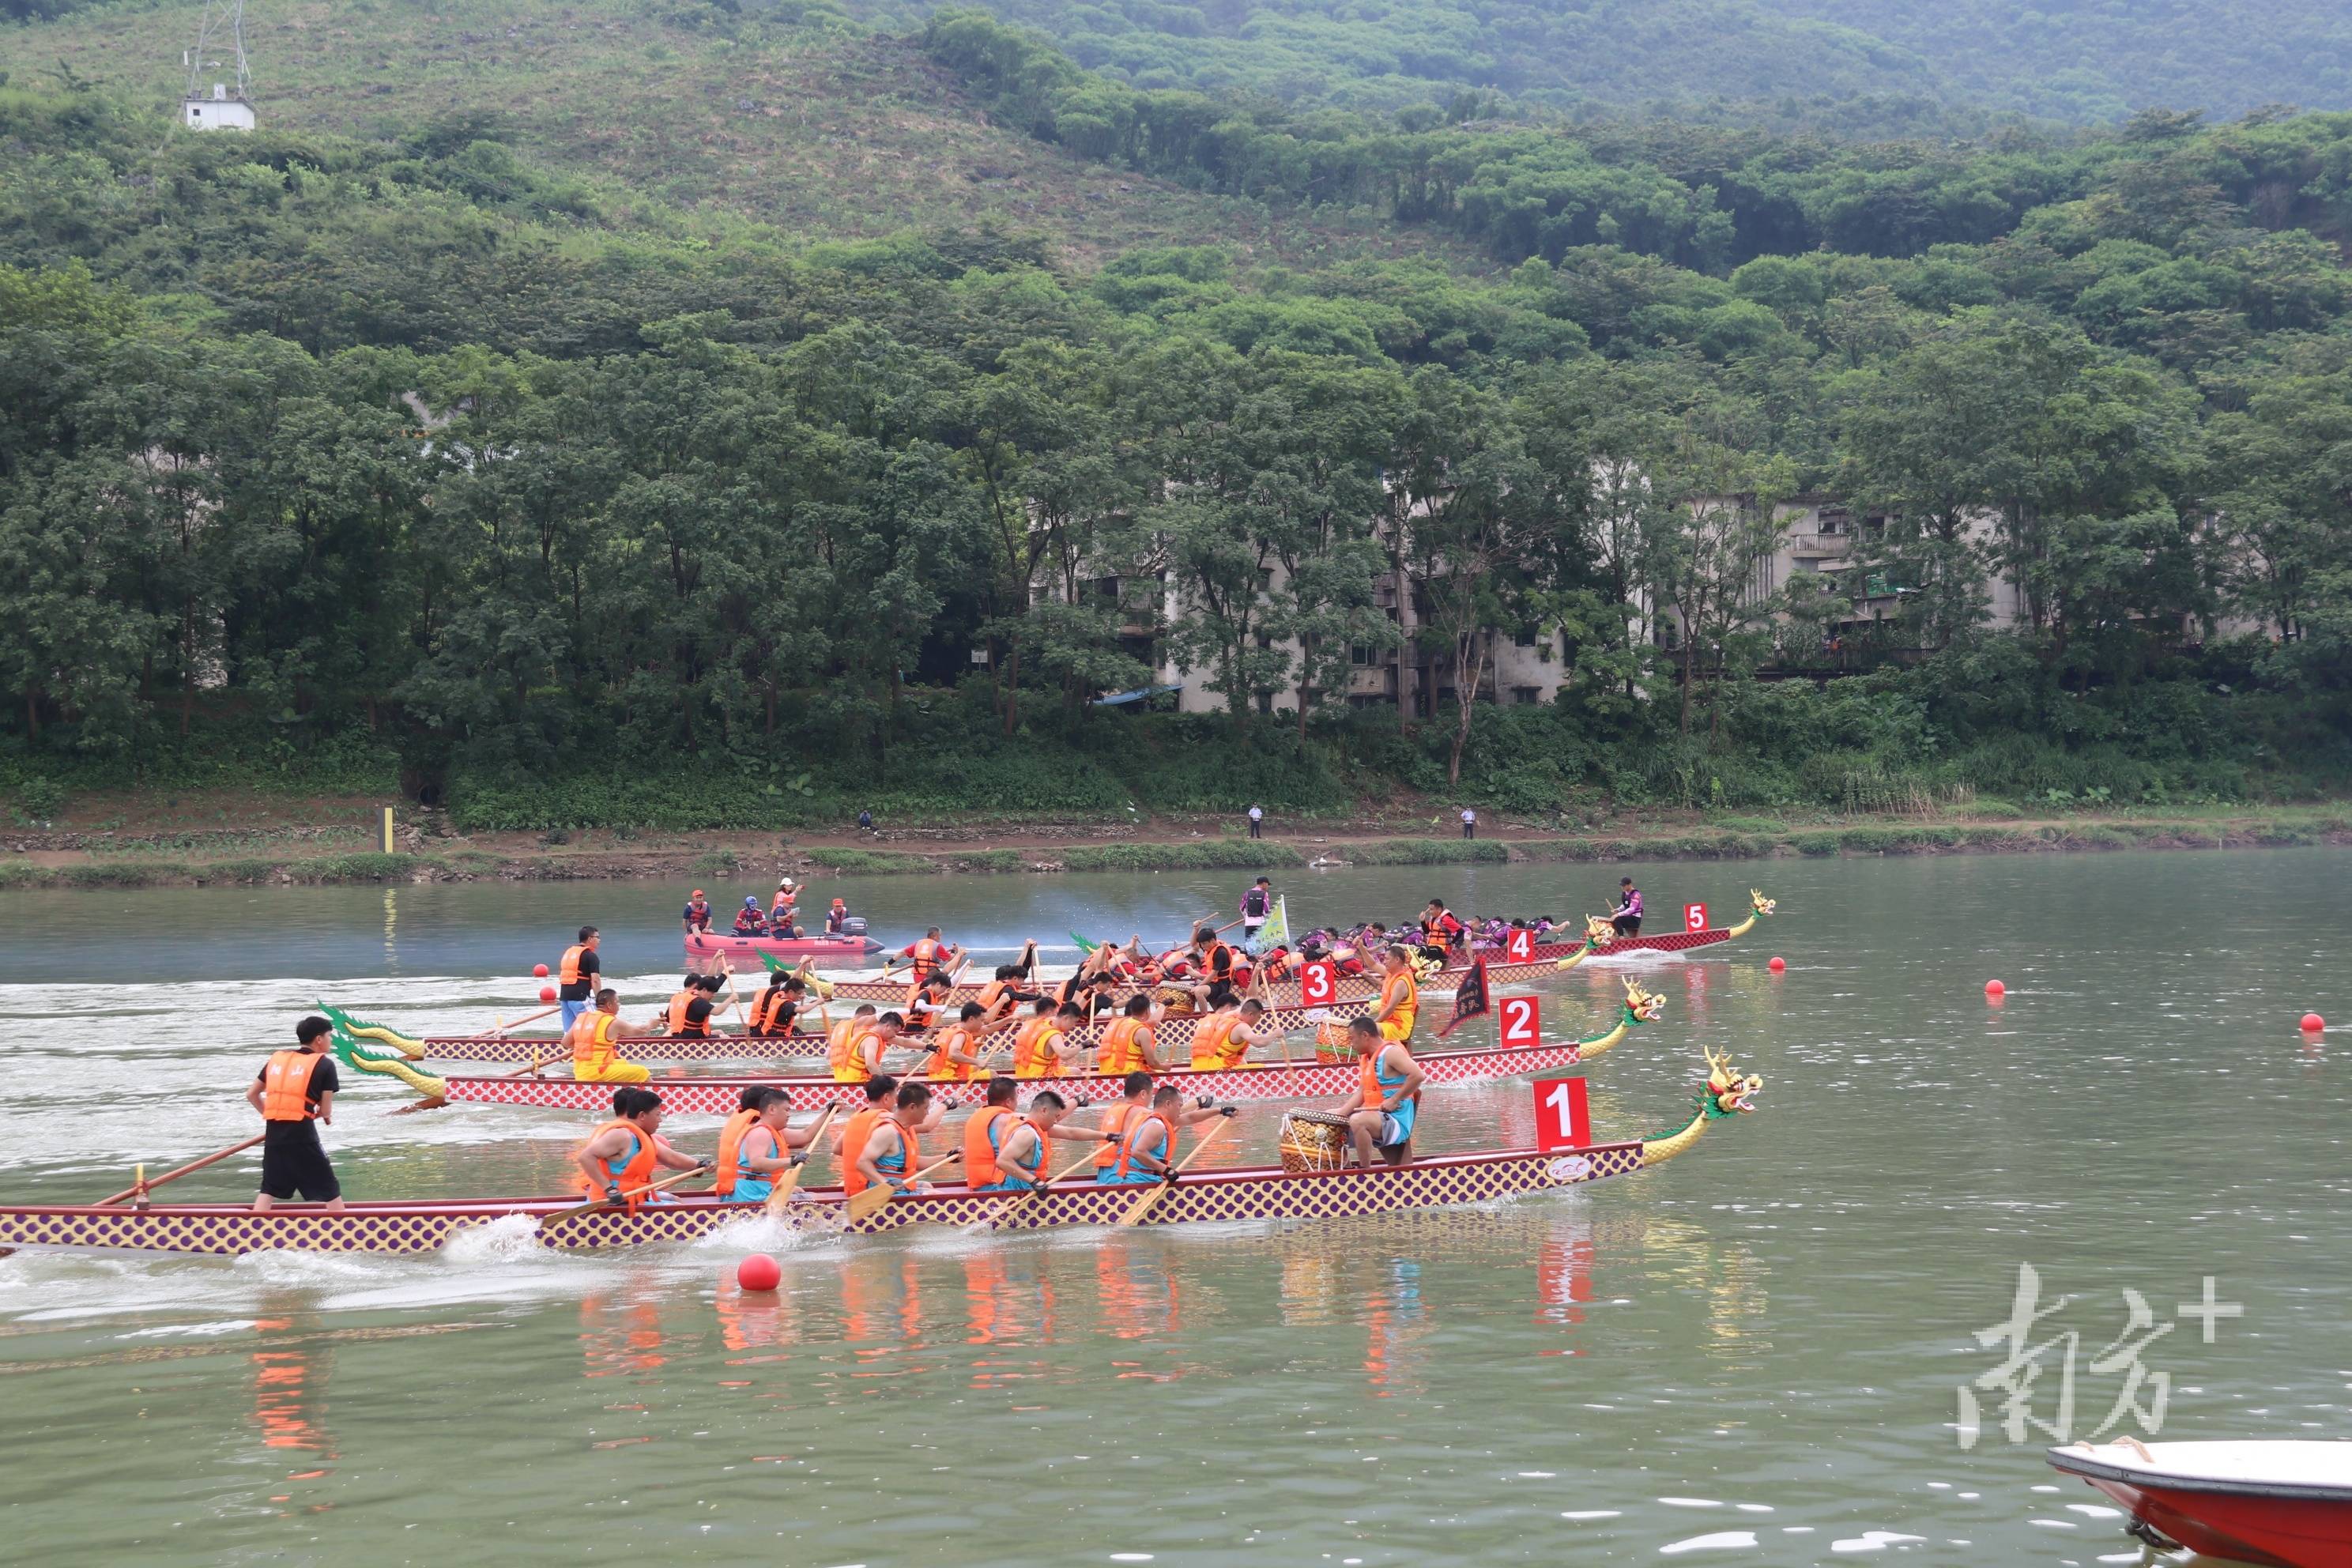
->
xmin=256 ymin=1054 xmax=339 ymax=1110
xmin=684 ymin=997 xmax=715 ymax=1028
xmin=560 ymin=947 xmax=601 ymax=1001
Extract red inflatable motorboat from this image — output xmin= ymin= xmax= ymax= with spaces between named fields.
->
xmin=2048 ymin=1439 xmax=2352 ymax=1568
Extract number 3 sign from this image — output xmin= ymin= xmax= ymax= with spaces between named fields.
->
xmin=1505 ymin=926 xmax=1534 ymax=962
xmin=1683 ymin=902 xmax=1709 ymax=933
xmin=1535 ymin=1076 xmax=1590 ymax=1150
xmin=1499 ymin=993 xmax=1541 ymax=1048
xmin=1299 ymin=959 xmax=1336 ymax=1008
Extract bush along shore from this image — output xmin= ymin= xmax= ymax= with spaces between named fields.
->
xmin=5 ymin=808 xmax=2350 ymax=890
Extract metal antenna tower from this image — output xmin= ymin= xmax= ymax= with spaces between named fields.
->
xmin=185 ymin=0 xmax=251 ymax=104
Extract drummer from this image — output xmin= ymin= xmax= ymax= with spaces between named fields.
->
xmin=1372 ymin=944 xmax=1419 ymax=1044
xmin=1340 ymin=1015 xmax=1425 ymax=1167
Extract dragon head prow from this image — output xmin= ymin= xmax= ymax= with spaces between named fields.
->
xmin=1622 ymin=975 xmax=1666 ymax=1023
xmin=1583 ymin=914 xmax=1617 ymax=948
xmin=1748 ymin=890 xmax=1776 ymax=918
xmin=1702 ymin=1046 xmax=1763 ymax=1116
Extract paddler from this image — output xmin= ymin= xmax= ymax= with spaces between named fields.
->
xmin=575 ymin=1087 xmax=705 ymax=1208
xmin=1012 ymin=1000 xmax=1084 ymax=1079
xmin=903 ymin=971 xmax=956 ymax=1035
xmin=247 ymin=1016 xmax=344 ymax=1213
xmin=1190 ymin=997 xmax=1277 ymax=1071
xmin=1090 ymin=1071 xmax=1155 ymax=1181
xmin=972 ymin=960 xmax=1043 ymax=1027
xmin=847 ymin=1081 xmax=952 ymax=1200
xmin=665 ymin=974 xmax=729 ymax=1038
xmin=681 ymin=891 xmax=711 ymax=936
xmin=569 ymin=989 xmax=654 ymax=1084
xmin=835 ymin=1072 xmax=945 ymax=1178
xmin=965 ymin=1083 xmax=1108 ymax=1189
xmin=892 ymin=927 xmax=963 ymax=986
xmin=557 ymin=925 xmax=602 ymax=1031
xmin=1102 ymin=1085 xmax=1235 ymax=1184
xmin=1095 ymin=994 xmax=1167 ymax=1075
xmin=827 ymin=1004 xmax=882 ymax=1082
xmin=927 ymin=1002 xmax=991 ymax=1082
xmin=1372 ymin=944 xmax=1419 ymax=1045
xmin=714 ymin=1087 xmax=830 ymax=1203
xmin=747 ymin=972 xmax=808 ymax=1038
xmin=1340 ymin=1014 xmax=1425 ymax=1168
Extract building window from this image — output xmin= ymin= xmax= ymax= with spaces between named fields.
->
xmin=1350 ymin=644 xmax=1372 ymax=665
xmin=1512 ymin=685 xmax=1541 ymax=705
xmin=1818 ymin=506 xmax=1850 ymax=536
xmin=1513 ymin=629 xmax=1537 ymax=648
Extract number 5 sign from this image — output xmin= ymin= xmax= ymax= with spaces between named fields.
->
xmin=1499 ymin=993 xmax=1541 ymax=1048
xmin=1683 ymin=902 xmax=1709 ymax=933
xmin=1535 ymin=1076 xmax=1590 ymax=1150
xmin=1299 ymin=959 xmax=1336 ymax=1008
xmin=1505 ymin=926 xmax=1534 ymax=963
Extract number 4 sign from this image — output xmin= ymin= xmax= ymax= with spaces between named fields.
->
xmin=1299 ymin=959 xmax=1336 ymax=1008
xmin=1535 ymin=1076 xmax=1590 ymax=1150
xmin=1505 ymin=926 xmax=1534 ymax=963
xmin=1499 ymin=993 xmax=1541 ymax=1048
xmin=1683 ymin=902 xmax=1709 ymax=933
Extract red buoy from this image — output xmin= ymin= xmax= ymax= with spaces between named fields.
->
xmin=1767 ymin=956 xmax=1786 ymax=973
xmin=1984 ymin=979 xmax=2006 ymax=999
xmin=538 ymin=985 xmax=557 ymax=1004
xmin=533 ymin=963 xmax=550 ymax=978
xmin=737 ymin=1254 xmax=782 ymax=1291
xmin=2301 ymin=1012 xmax=2325 ymax=1032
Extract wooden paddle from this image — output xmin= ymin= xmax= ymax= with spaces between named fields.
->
xmin=492 ymin=1003 xmax=561 ymax=1035
xmin=539 ymin=1164 xmax=707 ymax=1230
xmin=844 ymin=1150 xmax=960 ymax=1224
xmin=96 ymin=1134 xmax=266 ymax=1206
xmin=966 ymin=1140 xmax=1102 ymax=1233
xmin=763 ymin=1104 xmax=839 ymax=1215
xmin=1114 ymin=1115 xmax=1233 ymax=1228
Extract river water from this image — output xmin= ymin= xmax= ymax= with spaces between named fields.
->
xmin=0 ymin=850 xmax=2345 ymax=1565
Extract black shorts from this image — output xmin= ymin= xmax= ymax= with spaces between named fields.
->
xmin=1612 ymin=915 xmax=1642 ymax=936
xmin=259 ymin=1121 xmax=341 ymax=1201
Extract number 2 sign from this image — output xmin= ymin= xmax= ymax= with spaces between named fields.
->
xmin=1683 ymin=902 xmax=1709 ymax=933
xmin=1499 ymin=993 xmax=1541 ymax=1048
xmin=1505 ymin=926 xmax=1534 ymax=963
xmin=1534 ymin=1076 xmax=1590 ymax=1150
xmin=1299 ymin=959 xmax=1336 ymax=1008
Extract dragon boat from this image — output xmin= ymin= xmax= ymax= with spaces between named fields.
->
xmin=0 ymin=1047 xmax=1758 ymax=1256
xmin=321 ymin=996 xmax=1379 ymax=1072
xmin=356 ymin=979 xmax=1668 ymax=1114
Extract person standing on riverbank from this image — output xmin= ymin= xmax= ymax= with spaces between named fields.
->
xmin=1246 ymin=803 xmax=1264 ymax=839
xmin=558 ymin=926 xmax=602 ymax=1031
xmin=1460 ymin=807 xmax=1476 ymax=839
xmin=248 ymin=1016 xmax=343 ymax=1212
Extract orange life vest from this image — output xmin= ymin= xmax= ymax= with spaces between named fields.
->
xmin=1189 ymin=1012 xmax=1243 ymax=1071
xmin=666 ymin=989 xmax=707 ymax=1037
xmin=929 ymin=1023 xmax=984 ymax=1082
xmin=910 ymin=937 xmax=942 ymax=979
xmin=714 ymin=1108 xmax=760 ymax=1197
xmin=259 ymin=1050 xmax=322 ymax=1122
xmin=559 ymin=944 xmax=589 ymax=986
xmin=1378 ymin=970 xmax=1419 ymax=1038
xmin=1093 ymin=1102 xmax=1142 ymax=1170
xmin=852 ymin=1031 xmax=888 ymax=1080
xmin=1361 ymin=1045 xmax=1420 ymax=1111
xmin=748 ymin=987 xmax=793 ymax=1036
xmin=827 ymin=1020 xmax=865 ymax=1082
xmin=838 ymin=1105 xmax=881 ymax=1187
xmin=845 ymin=1118 xmax=920 ymax=1199
xmin=1202 ymin=940 xmax=1234 ymax=979
xmin=1112 ymin=1110 xmax=1174 ymax=1182
xmin=570 ymin=1012 xmax=624 ymax=1074
xmin=586 ymin=1117 xmax=662 ymax=1209
xmin=963 ymin=1105 xmax=1016 ymax=1186
xmin=1012 ymin=1016 xmax=1061 ymax=1078
xmin=1097 ymin=1017 xmax=1149 ymax=1076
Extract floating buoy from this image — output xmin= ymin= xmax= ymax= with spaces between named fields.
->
xmin=1984 ymin=979 xmax=2006 ymax=999
xmin=538 ymin=986 xmax=557 ymax=1004
xmin=737 ymin=1254 xmax=782 ymax=1291
xmin=533 ymin=963 xmax=550 ymax=978
xmin=2301 ymin=1012 xmax=2325 ymax=1032
xmin=1767 ymin=956 xmax=1786 ymax=973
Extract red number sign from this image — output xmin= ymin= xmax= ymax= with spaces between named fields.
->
xmin=1299 ymin=959 xmax=1336 ymax=1008
xmin=1499 ymin=993 xmax=1541 ymax=1048
xmin=1683 ymin=902 xmax=1709 ymax=933
xmin=1535 ymin=1076 xmax=1590 ymax=1150
xmin=1505 ymin=926 xmax=1534 ymax=962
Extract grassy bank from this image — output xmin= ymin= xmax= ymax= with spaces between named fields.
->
xmin=6 ymin=807 xmax=2348 ymax=890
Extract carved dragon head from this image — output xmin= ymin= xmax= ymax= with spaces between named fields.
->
xmin=1583 ymin=913 xmax=1618 ymax=948
xmin=1702 ymin=1046 xmax=1763 ymax=1117
xmin=1748 ymin=889 xmax=1776 ymax=918
xmin=1622 ymin=975 xmax=1666 ymax=1023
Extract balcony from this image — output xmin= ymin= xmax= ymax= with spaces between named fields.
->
xmin=1788 ymin=532 xmax=1853 ymax=558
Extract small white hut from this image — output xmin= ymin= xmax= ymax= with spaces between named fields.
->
xmin=183 ymin=82 xmax=256 ymax=131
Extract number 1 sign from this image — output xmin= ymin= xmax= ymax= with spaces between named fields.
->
xmin=1299 ymin=959 xmax=1336 ymax=1008
xmin=1505 ymin=926 xmax=1534 ymax=963
xmin=1535 ymin=1076 xmax=1590 ymax=1150
xmin=1499 ymin=993 xmax=1540 ymax=1048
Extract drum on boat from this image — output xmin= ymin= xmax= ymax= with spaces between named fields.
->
xmin=1277 ymin=1110 xmax=1352 ymax=1174
xmin=1313 ymin=1019 xmax=1355 ymax=1063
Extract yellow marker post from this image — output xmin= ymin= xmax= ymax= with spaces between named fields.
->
xmin=383 ymin=806 xmax=395 ymax=854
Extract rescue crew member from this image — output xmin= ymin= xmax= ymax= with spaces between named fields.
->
xmin=827 ymin=1004 xmax=881 ymax=1082
xmin=733 ymin=897 xmax=767 ymax=937
xmin=849 ymin=1081 xmax=951 ymax=1200
xmin=747 ymin=973 xmax=808 ymax=1038
xmin=1103 ymin=1086 xmax=1234 ymax=1184
xmin=928 ymin=1002 xmax=990 ymax=1082
xmin=714 ymin=1087 xmax=827 ymax=1203
xmin=557 ymin=925 xmax=602 ymax=1031
xmin=893 ymin=927 xmax=962 ymax=985
xmin=1340 ymin=1014 xmax=1426 ymax=1168
xmin=248 ymin=1016 xmax=344 ymax=1212
xmin=681 ymin=891 xmax=711 ymax=936
xmin=1373 ymin=944 xmax=1419 ymax=1044
xmin=1612 ymin=877 xmax=1644 ymax=937
xmin=770 ymin=878 xmax=801 ymax=937
xmin=1095 ymin=994 xmax=1166 ymax=1075
xmin=825 ymin=898 xmax=850 ymax=935
xmin=569 ymin=989 xmax=652 ymax=1084
xmin=1421 ymin=900 xmax=1465 ymax=954
xmin=1190 ymin=997 xmax=1276 ymax=1070
xmin=574 ymin=1087 xmax=703 ymax=1208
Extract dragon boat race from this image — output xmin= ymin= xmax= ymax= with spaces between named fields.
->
xmin=0 ymin=850 xmax=2345 ymax=1564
